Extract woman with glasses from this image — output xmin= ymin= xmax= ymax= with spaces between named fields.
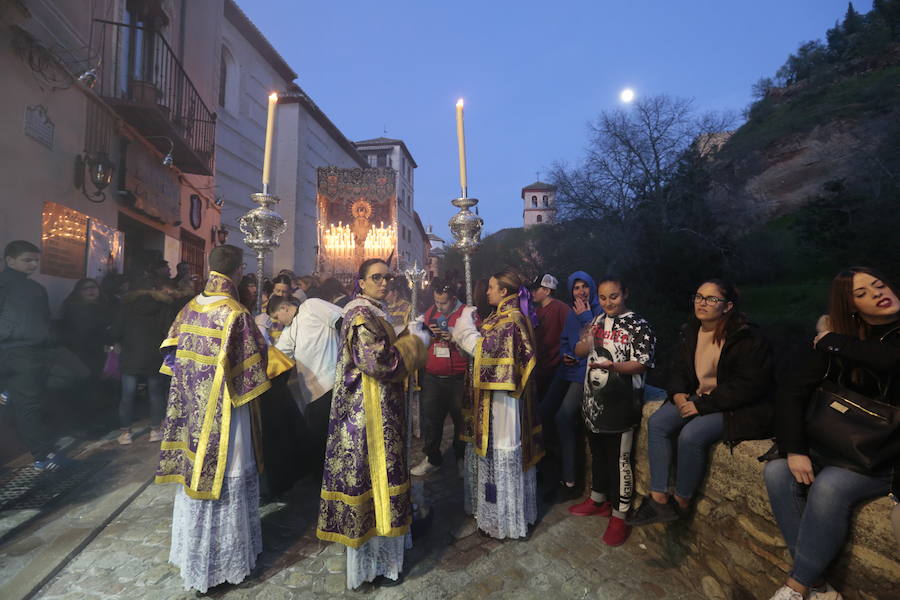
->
xmin=629 ymin=279 xmax=773 ymax=526
xmin=764 ymin=267 xmax=900 ymax=600
xmin=316 ymin=258 xmax=429 ymax=589
xmin=451 ymin=267 xmax=545 ymax=539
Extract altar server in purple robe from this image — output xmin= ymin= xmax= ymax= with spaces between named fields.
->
xmin=155 ymin=245 xmax=279 ymax=593
xmin=316 ymin=258 xmax=428 ymax=589
xmin=452 ymin=267 xmax=545 ymax=539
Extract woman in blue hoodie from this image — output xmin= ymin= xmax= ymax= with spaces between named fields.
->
xmin=541 ymin=271 xmax=602 ymax=501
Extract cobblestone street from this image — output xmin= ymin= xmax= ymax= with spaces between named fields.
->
xmin=25 ymin=424 xmax=704 ymax=600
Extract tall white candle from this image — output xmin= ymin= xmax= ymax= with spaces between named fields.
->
xmin=262 ymin=92 xmax=278 ymax=187
xmin=455 ymin=98 xmax=467 ymax=196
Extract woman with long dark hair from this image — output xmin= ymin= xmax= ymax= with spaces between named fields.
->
xmin=764 ymin=267 xmax=900 ymax=600
xmin=316 ymin=258 xmax=428 ymax=589
xmin=60 ymin=278 xmax=111 ymax=378
xmin=629 ymin=279 xmax=773 ymax=525
xmin=452 ymin=267 xmax=545 ymax=539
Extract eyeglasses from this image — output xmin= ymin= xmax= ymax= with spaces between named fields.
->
xmin=691 ymin=294 xmax=726 ymax=305
xmin=369 ymin=273 xmax=395 ymax=284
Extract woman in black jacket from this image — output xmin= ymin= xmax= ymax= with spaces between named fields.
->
xmin=629 ymin=279 xmax=773 ymax=526
xmin=111 ymin=279 xmax=176 ymax=445
xmin=764 ymin=267 xmax=900 ymax=600
xmin=60 ymin=278 xmax=111 ymax=378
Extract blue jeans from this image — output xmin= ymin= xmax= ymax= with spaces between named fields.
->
xmin=119 ymin=373 xmax=167 ymax=428
xmin=647 ymin=401 xmax=723 ymax=499
xmin=763 ymin=458 xmax=890 ymax=587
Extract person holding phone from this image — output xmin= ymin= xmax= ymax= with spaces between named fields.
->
xmin=541 ymin=271 xmax=601 ymax=503
xmin=411 ymin=278 xmax=475 ymax=477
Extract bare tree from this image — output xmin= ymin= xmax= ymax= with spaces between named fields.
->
xmin=552 ymin=94 xmax=735 ymax=224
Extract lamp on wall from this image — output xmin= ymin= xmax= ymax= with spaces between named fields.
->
xmin=74 ymin=151 xmax=114 ymax=203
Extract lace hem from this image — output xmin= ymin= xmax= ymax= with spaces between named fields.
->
xmin=346 ymin=534 xmax=409 ymax=589
xmin=474 ymin=445 xmax=537 ymax=539
xmin=169 ymin=470 xmax=262 ymax=593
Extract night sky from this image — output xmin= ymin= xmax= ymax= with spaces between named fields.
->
xmin=239 ymin=0 xmax=871 ymax=240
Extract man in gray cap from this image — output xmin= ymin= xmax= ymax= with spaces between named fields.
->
xmin=530 ymin=273 xmax=570 ymax=404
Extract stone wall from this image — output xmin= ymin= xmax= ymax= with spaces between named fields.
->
xmin=631 ymin=400 xmax=899 ymax=600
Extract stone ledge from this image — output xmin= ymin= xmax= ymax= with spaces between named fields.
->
xmin=632 ymin=399 xmax=899 ymax=600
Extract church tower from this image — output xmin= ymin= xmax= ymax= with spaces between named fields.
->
xmin=522 ymin=181 xmax=557 ymax=228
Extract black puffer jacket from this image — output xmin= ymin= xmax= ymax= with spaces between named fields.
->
xmin=111 ymin=290 xmax=175 ymax=376
xmin=775 ymin=320 xmax=900 ymax=473
xmin=667 ymin=320 xmax=775 ymax=447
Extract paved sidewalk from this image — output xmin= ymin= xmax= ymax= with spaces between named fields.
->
xmin=28 ymin=390 xmax=703 ymax=600
xmin=0 ymin=426 xmax=159 ymax=600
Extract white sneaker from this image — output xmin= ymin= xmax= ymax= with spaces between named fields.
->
xmin=769 ymin=585 xmax=805 ymax=600
xmin=809 ymin=582 xmax=842 ymax=600
xmin=148 ymin=429 xmax=163 ymax=443
xmin=117 ymin=430 xmax=133 ymax=445
xmin=410 ymin=458 xmax=440 ymax=477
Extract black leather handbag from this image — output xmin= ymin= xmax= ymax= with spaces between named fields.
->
xmin=805 ymin=358 xmax=900 ymax=473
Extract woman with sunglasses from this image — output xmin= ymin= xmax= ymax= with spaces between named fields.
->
xmin=316 ymin=258 xmax=429 ymax=589
xmin=451 ymin=267 xmax=544 ymax=539
xmin=629 ymin=279 xmax=773 ymax=526
xmin=764 ymin=267 xmax=900 ymax=600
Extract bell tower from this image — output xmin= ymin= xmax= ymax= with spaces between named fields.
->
xmin=522 ymin=180 xmax=557 ymax=228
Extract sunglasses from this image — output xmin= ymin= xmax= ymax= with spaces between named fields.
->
xmin=368 ymin=273 xmax=395 ymax=284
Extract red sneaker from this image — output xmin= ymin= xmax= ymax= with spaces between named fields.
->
xmin=568 ymin=498 xmax=612 ymax=517
xmin=602 ymin=516 xmax=632 ymax=546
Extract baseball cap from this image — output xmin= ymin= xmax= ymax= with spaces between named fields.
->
xmin=531 ymin=273 xmax=558 ymax=290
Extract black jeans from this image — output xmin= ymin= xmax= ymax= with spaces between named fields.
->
xmin=0 ymin=346 xmax=54 ymax=459
xmin=421 ymin=372 xmax=466 ymax=465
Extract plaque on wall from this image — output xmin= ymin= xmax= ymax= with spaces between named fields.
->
xmin=24 ymin=105 xmax=54 ymax=149
xmin=41 ymin=202 xmax=88 ymax=279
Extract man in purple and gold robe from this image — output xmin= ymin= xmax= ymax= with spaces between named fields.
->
xmin=155 ymin=245 xmax=273 ymax=593
xmin=317 ymin=258 xmax=428 ymax=589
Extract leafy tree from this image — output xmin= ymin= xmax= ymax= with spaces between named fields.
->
xmin=775 ymin=40 xmax=829 ymax=85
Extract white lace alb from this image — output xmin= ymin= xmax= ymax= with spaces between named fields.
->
xmin=169 ymin=470 xmax=262 ymax=593
xmin=346 ymin=534 xmax=411 ymax=589
xmin=474 ymin=445 xmax=537 ymax=539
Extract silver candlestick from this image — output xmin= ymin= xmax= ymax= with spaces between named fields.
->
xmin=403 ymin=260 xmax=427 ymax=319
xmin=239 ymin=192 xmax=287 ymax=314
xmin=448 ymin=197 xmax=483 ymax=304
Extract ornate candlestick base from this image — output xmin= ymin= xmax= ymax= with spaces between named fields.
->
xmin=239 ymin=192 xmax=287 ymax=314
xmin=448 ymin=197 xmax=483 ymax=305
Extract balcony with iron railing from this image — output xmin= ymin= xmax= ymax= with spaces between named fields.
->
xmin=90 ymin=19 xmax=215 ymax=175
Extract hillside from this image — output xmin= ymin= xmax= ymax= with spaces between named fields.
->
xmin=707 ymin=49 xmax=900 ymax=224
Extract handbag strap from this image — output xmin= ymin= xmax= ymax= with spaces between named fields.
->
xmin=826 ymin=355 xmax=893 ymax=403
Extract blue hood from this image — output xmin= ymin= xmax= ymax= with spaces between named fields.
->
xmin=557 ymin=270 xmax=603 ymax=383
xmin=567 ymin=270 xmax=600 ymax=314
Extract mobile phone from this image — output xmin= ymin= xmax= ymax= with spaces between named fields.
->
xmin=563 ymin=353 xmax=576 ymax=361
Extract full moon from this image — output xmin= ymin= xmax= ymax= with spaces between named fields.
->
xmin=620 ymin=88 xmax=635 ymax=103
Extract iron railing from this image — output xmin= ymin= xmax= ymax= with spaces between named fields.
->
xmin=90 ymin=19 xmax=215 ymax=175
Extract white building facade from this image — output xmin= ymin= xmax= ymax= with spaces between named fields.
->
xmin=216 ymin=0 xmax=365 ymax=278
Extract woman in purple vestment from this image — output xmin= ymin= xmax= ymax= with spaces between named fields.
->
xmin=452 ymin=267 xmax=544 ymax=539
xmin=316 ymin=258 xmax=428 ymax=589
